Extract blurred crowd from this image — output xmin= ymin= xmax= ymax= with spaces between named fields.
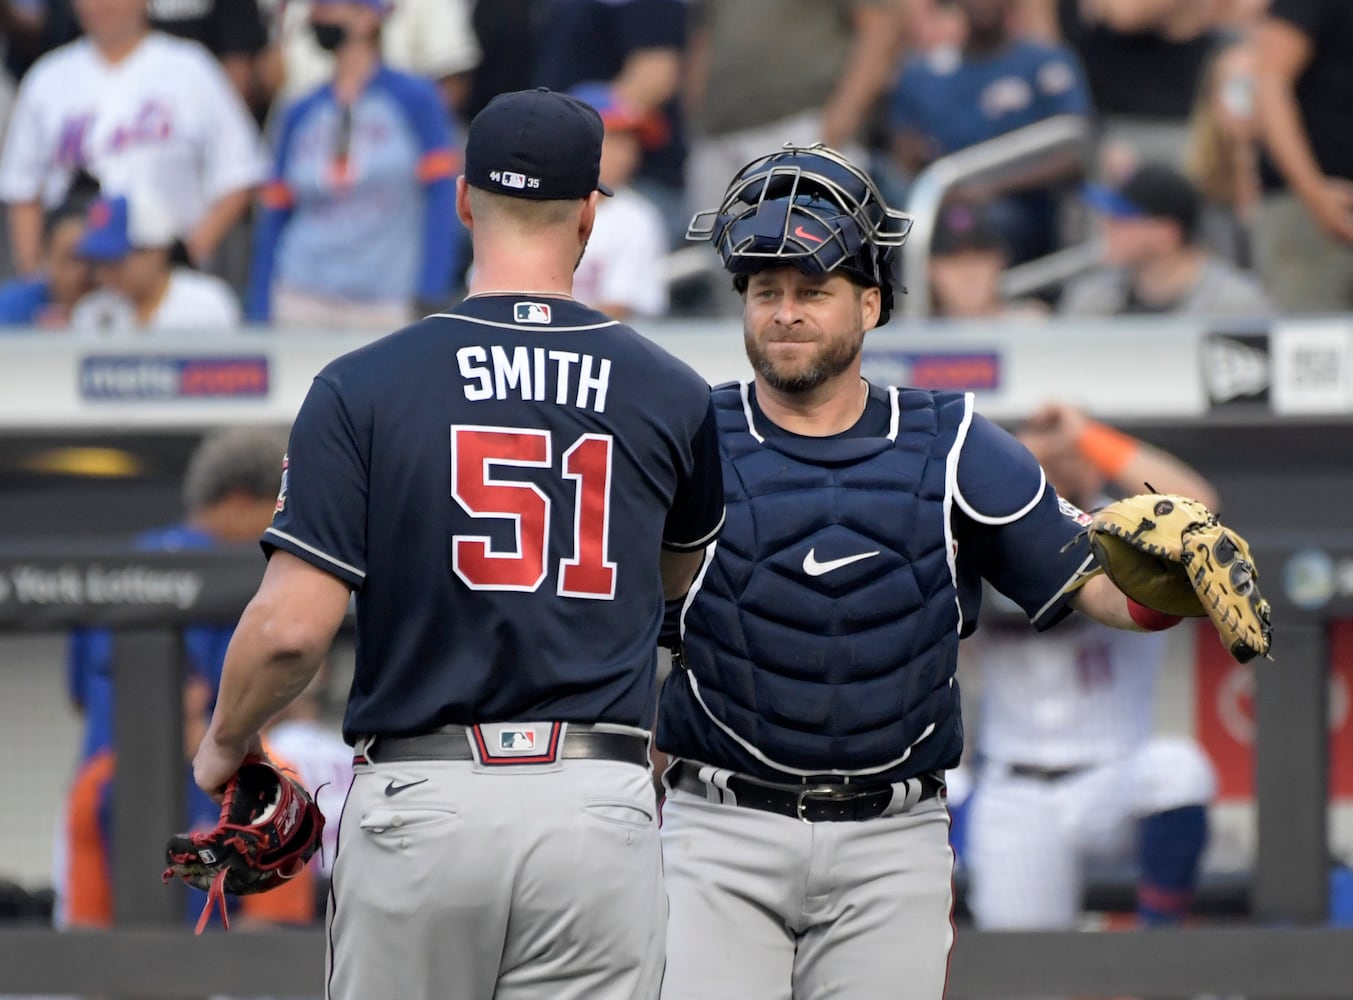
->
xmin=0 ymin=0 xmax=1348 ymax=328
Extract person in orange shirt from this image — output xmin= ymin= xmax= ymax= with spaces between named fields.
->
xmin=64 ymin=671 xmax=316 ymax=930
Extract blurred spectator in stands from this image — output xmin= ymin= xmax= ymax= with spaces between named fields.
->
xmin=147 ymin=0 xmax=270 ymax=107
xmin=890 ymin=0 xmax=1090 ymax=263
xmin=1025 ymin=0 xmax=1227 ymax=169
xmin=535 ymin=0 xmax=688 ymax=246
xmin=1185 ymin=37 xmax=1261 ymax=267
xmin=963 ymin=400 xmax=1218 ymax=932
xmin=568 ymin=83 xmax=668 ymax=320
xmin=70 ymin=189 xmax=242 ymax=331
xmin=67 ymin=427 xmax=288 ymax=765
xmin=684 ymin=0 xmax=905 ymax=235
xmin=62 ymin=669 xmax=316 ymax=929
xmin=1252 ymin=0 xmax=1353 ymax=312
xmin=264 ymin=664 xmax=350 ymax=883
xmin=246 ymin=0 xmax=457 ymax=329
xmin=1060 ymin=162 xmax=1272 ymax=317
xmin=464 ymin=0 xmax=545 ymax=122
xmin=927 ymin=200 xmax=1049 ymax=319
xmin=0 ymin=0 xmax=265 ymax=277
xmin=267 ymin=0 xmax=480 ymax=117
xmin=0 ymin=168 xmax=98 ymax=327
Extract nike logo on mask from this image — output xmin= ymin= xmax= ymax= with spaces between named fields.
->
xmin=802 ymin=548 xmax=880 ymax=577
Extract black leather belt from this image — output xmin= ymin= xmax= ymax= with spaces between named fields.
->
xmin=668 ymin=760 xmax=943 ymax=823
xmin=365 ymin=726 xmax=649 ymax=768
xmin=1007 ymin=762 xmax=1087 ymax=781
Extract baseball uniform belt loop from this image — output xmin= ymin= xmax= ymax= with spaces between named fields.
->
xmin=359 ymin=724 xmax=650 ymax=768
xmin=670 ymin=761 xmax=943 ymax=823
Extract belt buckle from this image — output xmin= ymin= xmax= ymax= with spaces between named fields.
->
xmin=795 ymin=785 xmax=855 ymax=823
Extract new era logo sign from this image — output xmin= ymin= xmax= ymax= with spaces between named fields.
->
xmin=500 ymin=730 xmax=537 ymax=752
xmin=199 ymin=849 xmax=217 ymax=865
xmin=514 ymin=302 xmax=551 ymax=325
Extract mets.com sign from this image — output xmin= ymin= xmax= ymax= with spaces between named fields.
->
xmin=80 ymin=354 xmax=270 ymax=400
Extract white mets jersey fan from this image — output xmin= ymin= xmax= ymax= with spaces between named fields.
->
xmin=0 ymin=32 xmax=264 ymax=225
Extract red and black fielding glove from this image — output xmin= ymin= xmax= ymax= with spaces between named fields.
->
xmin=163 ymin=755 xmax=325 ymax=933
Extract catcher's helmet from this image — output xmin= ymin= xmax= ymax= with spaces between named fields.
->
xmin=687 ymin=144 xmax=913 ymax=324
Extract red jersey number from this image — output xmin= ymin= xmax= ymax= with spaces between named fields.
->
xmin=451 ymin=426 xmax=616 ymax=599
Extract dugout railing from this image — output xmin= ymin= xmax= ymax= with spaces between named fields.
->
xmin=0 ymin=535 xmax=1349 ymax=998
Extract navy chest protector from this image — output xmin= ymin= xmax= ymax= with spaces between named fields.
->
xmin=659 ymin=383 xmax=971 ymax=781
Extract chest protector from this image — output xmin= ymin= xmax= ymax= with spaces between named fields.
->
xmin=659 ymin=382 xmax=969 ymax=781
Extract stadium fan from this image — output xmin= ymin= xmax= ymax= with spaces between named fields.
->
xmin=0 ymin=168 xmax=98 ymax=327
xmin=69 ymin=189 xmax=241 ymax=332
xmin=0 ymin=0 xmax=265 ymax=275
xmin=246 ymin=0 xmax=458 ymax=329
xmin=268 ymin=0 xmax=480 ymax=115
xmin=568 ymin=83 xmax=669 ymax=320
xmin=1059 ymin=162 xmax=1272 ymax=317
xmin=889 ymin=0 xmax=1091 ymax=264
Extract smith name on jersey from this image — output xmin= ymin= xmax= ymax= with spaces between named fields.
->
xmin=265 ymin=294 xmax=723 ymax=744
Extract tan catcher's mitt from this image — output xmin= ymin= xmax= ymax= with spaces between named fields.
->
xmin=163 ymin=755 xmax=324 ymax=933
xmin=1077 ymin=493 xmax=1272 ymax=664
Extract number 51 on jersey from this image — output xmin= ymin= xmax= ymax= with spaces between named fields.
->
xmin=451 ymin=425 xmax=616 ymax=600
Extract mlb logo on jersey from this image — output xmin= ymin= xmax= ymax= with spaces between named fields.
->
xmin=500 ymin=730 xmax=536 ymax=752
xmin=514 ymin=301 xmax=552 ymax=325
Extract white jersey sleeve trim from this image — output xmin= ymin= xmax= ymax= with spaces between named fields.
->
xmin=952 ymin=454 xmax=1047 ymax=525
xmin=264 ymin=527 xmax=366 ymax=580
xmin=1032 ymin=553 xmax=1098 ymax=626
xmin=942 ymin=392 xmax=975 ymax=634
xmin=664 ymin=507 xmax=726 ymax=552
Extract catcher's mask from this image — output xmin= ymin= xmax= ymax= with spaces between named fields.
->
xmin=687 ymin=144 xmax=913 ymax=324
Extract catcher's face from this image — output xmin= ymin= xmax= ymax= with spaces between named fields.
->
xmin=742 ymin=267 xmax=878 ymax=394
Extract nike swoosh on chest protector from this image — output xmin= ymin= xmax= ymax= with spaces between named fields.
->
xmin=802 ymin=548 xmax=881 ymax=577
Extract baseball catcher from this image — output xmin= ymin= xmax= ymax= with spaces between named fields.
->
xmin=1070 ymin=493 xmax=1273 ymax=663
xmin=163 ymin=755 xmax=324 ymax=933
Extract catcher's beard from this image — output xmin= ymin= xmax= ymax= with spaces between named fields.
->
xmin=743 ymin=310 xmax=866 ymax=395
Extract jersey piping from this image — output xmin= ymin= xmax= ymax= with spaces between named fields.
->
xmin=263 ymin=527 xmax=367 ymax=579
xmin=429 ymin=311 xmax=621 ymax=334
xmin=943 ymin=392 xmax=975 ymax=634
xmin=664 ymin=509 xmax=726 ymax=552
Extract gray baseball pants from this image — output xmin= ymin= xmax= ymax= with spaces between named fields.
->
xmin=326 ymin=752 xmax=664 ymax=1000
xmin=659 ymin=781 xmax=955 ymax=1000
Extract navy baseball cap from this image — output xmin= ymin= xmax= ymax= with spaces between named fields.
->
xmin=1083 ymin=163 xmax=1200 ymax=237
xmin=465 ymin=87 xmax=613 ymax=200
xmin=931 ymin=202 xmax=1007 ymax=256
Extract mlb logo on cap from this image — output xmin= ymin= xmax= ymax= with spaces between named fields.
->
xmin=499 ymin=730 xmax=537 ymax=752
xmin=514 ymin=301 xmax=552 ymax=324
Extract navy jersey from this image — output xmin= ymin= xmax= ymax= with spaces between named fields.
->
xmin=266 ymin=295 xmax=724 ymax=742
xmin=658 ymin=382 xmax=1094 ymax=782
